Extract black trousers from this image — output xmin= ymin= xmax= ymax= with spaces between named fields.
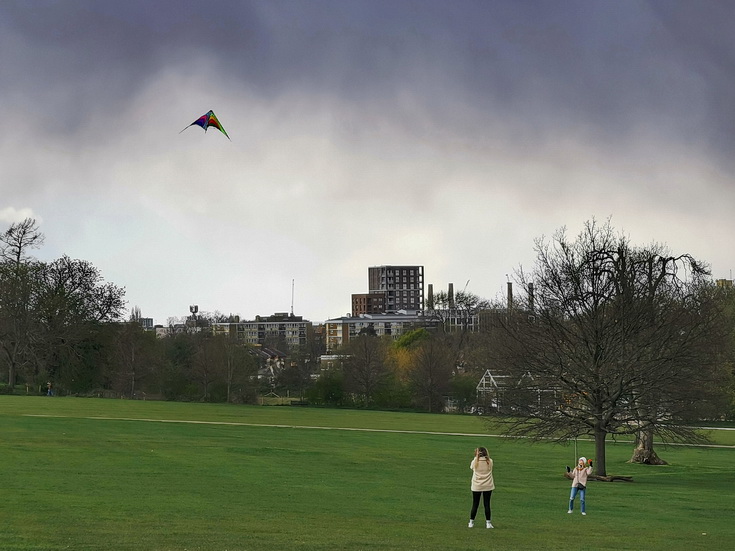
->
xmin=470 ymin=490 xmax=493 ymax=520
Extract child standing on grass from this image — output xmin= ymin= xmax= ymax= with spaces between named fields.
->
xmin=567 ymin=457 xmax=593 ymax=515
xmin=468 ymin=447 xmax=494 ymax=529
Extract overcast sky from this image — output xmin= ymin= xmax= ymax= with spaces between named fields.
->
xmin=1 ymin=0 xmax=733 ymax=325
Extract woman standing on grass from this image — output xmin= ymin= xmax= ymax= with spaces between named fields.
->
xmin=567 ymin=457 xmax=593 ymax=515
xmin=468 ymin=446 xmax=494 ymax=528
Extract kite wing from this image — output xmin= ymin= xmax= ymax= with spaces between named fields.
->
xmin=180 ymin=110 xmax=231 ymax=140
xmin=203 ymin=110 xmax=230 ymax=140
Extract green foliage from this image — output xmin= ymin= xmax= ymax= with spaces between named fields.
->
xmin=409 ymin=334 xmax=453 ymax=413
xmin=307 ymin=368 xmax=346 ymax=406
xmin=393 ymin=327 xmax=431 ymax=349
xmin=206 ymin=381 xmax=229 ymax=402
xmin=372 ymin=372 xmax=413 ymax=409
xmin=450 ymin=373 xmax=479 ymax=413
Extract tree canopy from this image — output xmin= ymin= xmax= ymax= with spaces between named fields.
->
xmin=487 ymin=219 xmax=732 ymax=475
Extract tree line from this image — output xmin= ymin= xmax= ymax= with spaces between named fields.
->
xmin=0 ymin=219 xmax=253 ymax=400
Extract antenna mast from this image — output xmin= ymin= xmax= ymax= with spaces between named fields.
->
xmin=291 ymin=279 xmax=295 ymax=316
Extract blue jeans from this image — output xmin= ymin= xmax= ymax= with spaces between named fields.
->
xmin=569 ymin=486 xmax=586 ymax=513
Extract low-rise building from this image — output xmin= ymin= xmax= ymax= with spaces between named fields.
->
xmin=351 ymin=292 xmax=387 ymax=316
xmin=212 ymin=312 xmax=312 ymax=350
xmin=324 ymin=310 xmax=434 ymax=351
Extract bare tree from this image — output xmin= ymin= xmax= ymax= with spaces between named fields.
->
xmin=37 ymin=256 xmax=126 ymax=324
xmin=343 ymin=334 xmax=390 ymax=407
xmin=0 ymin=218 xmax=44 ymax=268
xmin=129 ymin=306 xmax=143 ymax=323
xmin=0 ymin=261 xmax=40 ymax=387
xmin=34 ymin=256 xmax=126 ymax=387
xmin=626 ymin=282 xmax=732 ymax=463
xmin=408 ymin=333 xmax=453 ymax=413
xmin=428 ymin=289 xmax=489 ymax=375
xmin=190 ymin=334 xmax=219 ymax=401
xmin=0 ymin=219 xmax=44 ymax=387
xmin=216 ymin=335 xmax=258 ymax=403
xmin=489 ymin=219 xmax=731 ymax=475
xmin=276 ymin=356 xmax=314 ymax=403
xmin=113 ymin=320 xmax=157 ymax=398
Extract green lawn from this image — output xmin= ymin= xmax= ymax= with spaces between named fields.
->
xmin=1 ymin=396 xmax=733 ymax=550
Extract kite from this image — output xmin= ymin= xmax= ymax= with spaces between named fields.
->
xmin=180 ymin=110 xmax=230 ymax=140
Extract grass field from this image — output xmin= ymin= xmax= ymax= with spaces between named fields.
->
xmin=1 ymin=396 xmax=733 ymax=550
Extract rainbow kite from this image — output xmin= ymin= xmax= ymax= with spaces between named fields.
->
xmin=180 ymin=110 xmax=230 ymax=140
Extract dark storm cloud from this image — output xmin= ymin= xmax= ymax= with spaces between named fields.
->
xmin=259 ymin=1 xmax=735 ymax=162
xmin=0 ymin=1 xmax=263 ymax=132
xmin=3 ymin=0 xmax=734 ymax=157
xmin=648 ymin=1 xmax=735 ymax=157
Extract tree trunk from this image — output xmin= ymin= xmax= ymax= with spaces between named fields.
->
xmin=2 ymin=344 xmax=18 ymax=388
xmin=594 ymin=425 xmax=607 ymax=476
xmin=129 ymin=347 xmax=136 ymax=398
xmin=630 ymin=428 xmax=667 ymax=465
xmin=8 ymin=359 xmax=16 ymax=388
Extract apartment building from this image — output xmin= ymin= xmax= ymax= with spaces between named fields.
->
xmin=212 ymin=312 xmax=312 ymax=350
xmin=367 ymin=265 xmax=424 ymax=313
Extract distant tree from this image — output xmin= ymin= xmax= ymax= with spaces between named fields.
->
xmin=189 ymin=334 xmax=220 ymax=401
xmin=176 ymin=332 xmax=259 ymax=403
xmin=57 ymin=321 xmax=117 ymax=394
xmin=372 ymin=370 xmax=413 ymax=409
xmin=428 ymin=289 xmax=489 ymax=375
xmin=0 ymin=261 xmax=40 ymax=388
xmin=307 ymin=367 xmax=346 ymax=406
xmin=408 ymin=333 xmax=453 ymax=413
xmin=129 ymin=306 xmax=143 ymax=323
xmin=35 ymin=256 xmax=126 ymax=388
xmin=193 ymin=310 xmax=232 ymax=325
xmin=276 ymin=357 xmax=314 ymax=403
xmin=393 ymin=328 xmax=431 ymax=349
xmin=723 ymin=285 xmax=735 ymax=420
xmin=112 ymin=320 xmax=158 ymax=398
xmin=159 ymin=333 xmax=197 ymax=400
xmin=2 ymin=221 xmax=129 ymax=392
xmin=614 ymin=283 xmax=728 ymax=464
xmin=37 ymin=256 xmax=126 ymax=324
xmin=0 ymin=218 xmax=44 ymax=267
xmin=216 ymin=336 xmax=258 ymax=403
xmin=450 ymin=373 xmax=479 ymax=413
xmin=429 ymin=290 xmax=489 ymax=332
xmin=0 ymin=218 xmax=44 ymax=388
xmin=342 ymin=334 xmax=390 ymax=407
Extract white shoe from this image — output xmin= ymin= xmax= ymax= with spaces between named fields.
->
xmin=468 ymin=520 xmax=474 ymax=528
xmin=582 ymin=512 xmax=586 ymax=516
xmin=486 ymin=521 xmax=494 ymax=529
xmin=567 ymin=510 xmax=573 ymax=514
